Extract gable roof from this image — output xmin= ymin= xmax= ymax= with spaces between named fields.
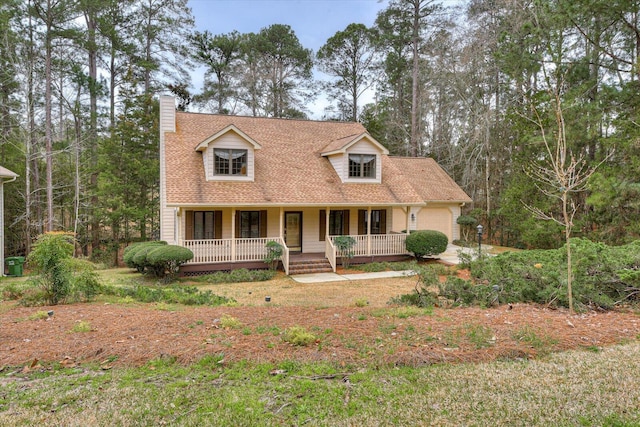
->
xmin=390 ymin=157 xmax=473 ymax=203
xmin=320 ymin=132 xmax=389 ymax=156
xmin=163 ymin=112 xmax=470 ymax=207
xmin=194 ymin=124 xmax=262 ymax=152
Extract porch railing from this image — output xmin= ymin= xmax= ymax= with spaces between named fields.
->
xmin=182 ymin=234 xmax=408 ymax=271
xmin=282 ymin=244 xmax=290 ymax=275
xmin=330 ymin=234 xmax=409 ymax=258
xmin=183 ymin=237 xmax=286 ymax=265
xmin=325 ymin=238 xmax=337 ymax=271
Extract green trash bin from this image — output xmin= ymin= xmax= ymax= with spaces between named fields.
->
xmin=6 ymin=256 xmax=25 ymax=277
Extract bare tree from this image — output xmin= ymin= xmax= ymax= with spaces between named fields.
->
xmin=523 ymin=83 xmax=611 ymax=313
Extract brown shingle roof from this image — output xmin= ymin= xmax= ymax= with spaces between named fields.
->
xmin=164 ymin=112 xmax=470 ymax=206
xmin=390 ymin=157 xmax=473 ymax=203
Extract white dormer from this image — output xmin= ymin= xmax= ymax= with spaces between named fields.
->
xmin=195 ymin=125 xmax=261 ymax=182
xmin=321 ymin=133 xmax=388 ymax=184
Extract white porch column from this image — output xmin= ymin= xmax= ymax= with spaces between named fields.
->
xmin=405 ymin=206 xmax=411 ymax=234
xmin=326 ymin=206 xmax=331 ymax=241
xmin=367 ymin=207 xmax=372 ymax=256
xmin=279 ymin=207 xmax=284 ymax=241
xmin=231 ymin=208 xmax=236 ymax=262
xmin=174 ymin=208 xmax=181 ymax=244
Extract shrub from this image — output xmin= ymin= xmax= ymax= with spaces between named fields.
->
xmin=333 ymin=236 xmax=356 ymax=268
xmin=100 ymin=283 xmax=234 ymax=306
xmin=191 ymin=268 xmax=276 ymax=284
xmin=219 ymin=314 xmax=242 ymax=329
xmin=26 ymin=232 xmax=75 ymax=305
xmin=388 ymin=266 xmax=440 ymax=308
xmin=123 ymin=241 xmax=166 ymax=272
xmin=66 ymin=258 xmax=102 ymax=302
xmin=263 ymin=241 xmax=283 ymax=270
xmin=468 ymin=238 xmax=640 ymax=310
xmin=405 ymin=230 xmax=448 ymax=259
xmin=456 ymin=215 xmax=477 ymax=242
xmin=146 ymin=245 xmax=194 ymax=280
xmin=282 ymin=326 xmax=316 ymax=346
xmin=438 ymin=277 xmax=496 ymax=307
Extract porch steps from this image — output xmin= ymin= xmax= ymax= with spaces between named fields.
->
xmin=288 ymin=258 xmax=333 ymax=275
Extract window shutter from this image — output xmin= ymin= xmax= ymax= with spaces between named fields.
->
xmin=380 ymin=209 xmax=387 ymax=234
xmin=260 ymin=210 xmax=267 ymax=238
xmin=358 ymin=210 xmax=366 ymax=235
xmin=319 ymin=210 xmax=326 ymax=241
xmin=235 ymin=210 xmax=241 ymax=237
xmin=343 ymin=210 xmax=350 ymax=235
xmin=185 ymin=211 xmax=194 ymax=240
xmin=214 ymin=211 xmax=223 ymax=239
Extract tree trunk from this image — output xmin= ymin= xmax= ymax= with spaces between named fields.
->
xmin=410 ymin=0 xmax=420 ymax=157
xmin=44 ymin=0 xmax=54 ymax=232
xmin=563 ymin=191 xmax=574 ymax=313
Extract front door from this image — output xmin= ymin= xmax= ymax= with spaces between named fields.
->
xmin=285 ymin=212 xmax=302 ymax=253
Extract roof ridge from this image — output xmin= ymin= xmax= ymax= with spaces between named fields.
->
xmin=175 ymin=110 xmax=359 ymax=125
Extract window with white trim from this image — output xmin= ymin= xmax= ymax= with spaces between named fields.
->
xmin=214 ymin=149 xmax=247 ymax=176
xmin=348 ymin=154 xmax=376 ymax=178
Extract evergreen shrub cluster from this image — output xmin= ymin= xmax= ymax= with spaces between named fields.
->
xmin=467 ymin=239 xmax=640 ymax=310
xmin=389 ymin=265 xmax=441 ymax=307
xmin=391 ymin=239 xmax=640 ymax=311
xmin=190 ymin=268 xmax=276 ymax=284
xmin=101 ymin=284 xmax=234 ymax=306
xmin=123 ymin=241 xmax=193 ymax=280
xmin=405 ymin=230 xmax=448 ymax=259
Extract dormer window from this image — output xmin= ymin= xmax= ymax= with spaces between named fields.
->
xmin=349 ymin=154 xmax=376 ymax=178
xmin=214 ymin=149 xmax=247 ymax=176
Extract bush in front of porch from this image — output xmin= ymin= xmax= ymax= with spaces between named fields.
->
xmin=406 ymin=230 xmax=448 ymax=260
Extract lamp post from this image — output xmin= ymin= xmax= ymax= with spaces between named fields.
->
xmin=476 ymin=224 xmax=483 ymax=259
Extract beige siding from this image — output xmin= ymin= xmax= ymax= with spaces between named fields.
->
xmin=391 ymin=207 xmax=411 ymax=233
xmin=206 ymin=133 xmax=255 ymax=181
xmin=417 ymin=207 xmax=452 ymax=241
xmin=450 ymin=205 xmax=462 ymax=241
xmin=159 ymin=96 xmax=176 ymax=243
xmin=327 ymin=155 xmax=343 ymax=179
xmin=159 ymin=96 xmax=175 ymax=133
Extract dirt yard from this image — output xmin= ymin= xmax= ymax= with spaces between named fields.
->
xmin=1 ymin=272 xmax=639 ymax=369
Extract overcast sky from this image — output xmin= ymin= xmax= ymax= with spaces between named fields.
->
xmin=185 ymin=0 xmax=462 ymax=118
xmin=188 ymin=0 xmax=389 ymax=51
xmin=186 ymin=0 xmax=392 ymax=117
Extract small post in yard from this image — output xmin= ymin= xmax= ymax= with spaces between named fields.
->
xmin=476 ymin=224 xmax=483 ymax=260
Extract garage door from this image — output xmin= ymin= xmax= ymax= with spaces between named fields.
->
xmin=417 ymin=208 xmax=452 ymax=241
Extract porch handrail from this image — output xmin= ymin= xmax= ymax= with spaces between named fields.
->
xmin=281 ymin=239 xmax=290 ymax=275
xmin=183 ymin=237 xmax=283 ymax=264
xmin=325 ymin=238 xmax=336 ymax=272
xmin=329 ymin=233 xmax=408 ymax=257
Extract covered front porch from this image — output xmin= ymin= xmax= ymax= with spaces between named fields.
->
xmin=174 ymin=205 xmax=414 ymax=275
xmin=181 ymin=233 xmax=410 ymax=275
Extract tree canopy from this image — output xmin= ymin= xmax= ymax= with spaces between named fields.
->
xmin=2 ymin=0 xmax=640 ymax=264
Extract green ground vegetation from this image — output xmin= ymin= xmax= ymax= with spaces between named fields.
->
xmin=1 ymin=344 xmax=639 ymax=426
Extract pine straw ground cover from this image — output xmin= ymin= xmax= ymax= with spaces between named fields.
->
xmin=2 ymin=269 xmax=640 ymax=426
xmin=1 ymin=271 xmax=639 ymax=368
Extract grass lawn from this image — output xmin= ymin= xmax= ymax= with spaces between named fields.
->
xmin=1 ymin=265 xmax=639 ymax=426
xmin=1 ymin=343 xmax=639 ymax=426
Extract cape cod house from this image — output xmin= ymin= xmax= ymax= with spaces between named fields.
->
xmin=158 ymin=96 xmax=472 ymax=275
